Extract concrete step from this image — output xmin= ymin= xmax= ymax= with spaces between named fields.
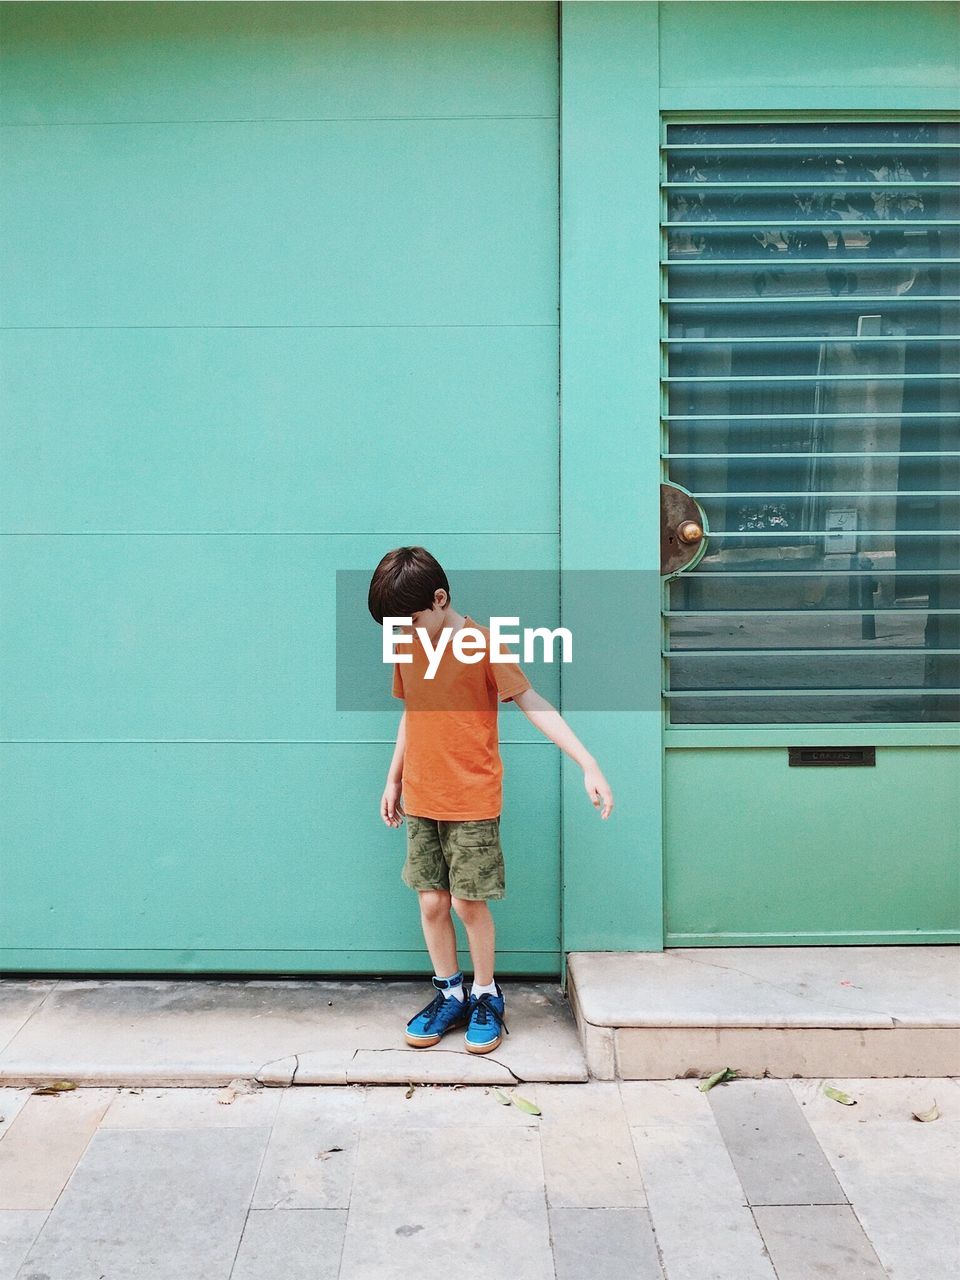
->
xmin=567 ymin=946 xmax=960 ymax=1080
xmin=0 ymin=977 xmax=587 ymax=1088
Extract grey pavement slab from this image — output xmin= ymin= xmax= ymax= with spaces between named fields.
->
xmin=0 ymin=978 xmax=585 ymax=1086
xmin=537 ymin=1081 xmax=647 ymax=1208
xmin=0 ymin=1211 xmax=46 ymax=1280
xmin=549 ymin=1207 xmax=664 ymax=1280
xmin=626 ymin=1083 xmax=779 ymax=1280
xmin=360 ymin=1081 xmax=544 ymax=1129
xmin=101 ymin=1082 xmax=283 ymax=1129
xmin=706 ymin=1078 xmax=847 ymax=1206
xmin=0 ymin=1088 xmax=113 ymax=1211
xmin=0 ymin=1081 xmax=955 ymax=1279
xmin=338 ymin=1124 xmax=554 ymax=1280
xmin=752 ymin=1205 xmax=888 ymax=1280
xmin=787 ymin=1077 xmax=960 ymax=1280
xmin=14 ymin=1125 xmax=269 ymax=1280
xmin=618 ymin=1078 xmax=720 ymax=1130
xmin=569 ymin=946 xmax=960 ymax=1027
xmin=231 ymin=1208 xmax=347 ymax=1280
xmin=0 ymin=1092 xmax=31 ymax=1144
xmin=252 ymin=1086 xmax=364 ymax=1211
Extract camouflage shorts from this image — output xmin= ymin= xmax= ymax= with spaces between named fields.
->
xmin=402 ymin=815 xmax=505 ymax=901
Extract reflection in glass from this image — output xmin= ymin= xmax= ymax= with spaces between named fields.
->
xmin=662 ymin=121 xmax=959 ymax=724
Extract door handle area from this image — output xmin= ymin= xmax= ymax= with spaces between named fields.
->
xmin=661 ymin=484 xmax=708 ymax=577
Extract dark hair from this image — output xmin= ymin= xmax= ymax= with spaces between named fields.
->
xmin=367 ymin=546 xmax=451 ymax=625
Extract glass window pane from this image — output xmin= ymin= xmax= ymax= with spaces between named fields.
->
xmin=662 ymin=119 xmax=960 ymax=726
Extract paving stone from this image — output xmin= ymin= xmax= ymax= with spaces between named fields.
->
xmin=0 ymin=1088 xmax=113 ymax=1210
xmin=0 ymin=1210 xmax=46 ymax=1280
xmin=345 ymin=1047 xmax=515 ymax=1085
xmin=102 ymin=1084 xmax=282 ymax=1129
xmin=752 ymin=1205 xmax=888 ymax=1280
xmin=230 ymin=1208 xmax=347 ymax=1280
xmin=13 ymin=1125 xmax=269 ymax=1280
xmin=252 ymin=1086 xmax=364 ymax=1211
xmin=618 ymin=1079 xmax=718 ymax=1130
xmin=0 ymin=985 xmax=54 ymax=1057
xmin=338 ymin=1125 xmax=553 ymax=1280
xmin=361 ymin=1083 xmax=543 ymax=1128
xmin=0 ymin=1091 xmax=32 ymax=1143
xmin=549 ymin=1207 xmax=663 ymax=1280
xmin=628 ymin=1118 xmax=778 ymax=1280
xmin=787 ymin=1078 xmax=960 ymax=1280
xmin=537 ymin=1082 xmax=646 ymax=1208
xmin=706 ymin=1079 xmax=846 ymax=1205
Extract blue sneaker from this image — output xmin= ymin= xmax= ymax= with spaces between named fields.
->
xmin=404 ymin=973 xmax=471 ymax=1047
xmin=464 ymin=984 xmax=509 ymax=1055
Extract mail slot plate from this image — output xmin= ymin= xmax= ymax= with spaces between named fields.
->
xmin=788 ymin=747 xmax=876 ymax=767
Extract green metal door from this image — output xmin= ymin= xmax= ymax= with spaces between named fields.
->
xmin=558 ymin=2 xmax=958 ymax=953
xmin=656 ymin=9 xmax=960 ymax=945
xmin=0 ymin=2 xmax=563 ymax=974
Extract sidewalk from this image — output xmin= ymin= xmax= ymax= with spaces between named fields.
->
xmin=1 ymin=1078 xmax=957 ymax=1280
xmin=0 ymin=978 xmax=586 ymax=1087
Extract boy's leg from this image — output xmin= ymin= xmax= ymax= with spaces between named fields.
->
xmin=449 ymin=896 xmax=495 ymax=985
xmin=402 ymin=815 xmax=459 ymax=975
xmin=444 ymin=818 xmax=508 ymax=1054
xmin=417 ymin=888 xmax=458 ymax=978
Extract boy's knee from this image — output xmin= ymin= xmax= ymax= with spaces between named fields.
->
xmin=418 ymin=888 xmax=452 ymax=921
xmin=451 ymin=895 xmax=489 ymax=922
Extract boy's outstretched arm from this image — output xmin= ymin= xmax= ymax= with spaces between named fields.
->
xmin=512 ymin=687 xmax=614 ymax=819
xmin=381 ymin=710 xmax=406 ymax=827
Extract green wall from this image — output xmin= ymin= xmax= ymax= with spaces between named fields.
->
xmin=0 ymin=2 xmax=563 ymax=973
xmin=1 ymin=2 xmax=956 ymax=971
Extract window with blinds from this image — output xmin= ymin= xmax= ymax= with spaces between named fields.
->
xmin=661 ymin=120 xmax=959 ymax=725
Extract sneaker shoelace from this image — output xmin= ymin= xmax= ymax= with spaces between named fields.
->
xmin=470 ymin=992 xmax=509 ymax=1036
xmin=412 ymin=990 xmax=460 ymax=1030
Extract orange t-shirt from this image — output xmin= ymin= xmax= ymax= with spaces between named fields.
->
xmin=390 ymin=614 xmax=532 ymax=820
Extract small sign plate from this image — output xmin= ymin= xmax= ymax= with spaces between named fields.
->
xmin=788 ymin=747 xmax=876 ymax=767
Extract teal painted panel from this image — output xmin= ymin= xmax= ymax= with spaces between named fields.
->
xmin=0 ymin=741 xmax=560 ymax=966
xmin=664 ymin=746 xmax=960 ymax=941
xmin=660 ymin=2 xmax=958 ymax=89
xmin=0 ymin=2 xmax=558 ymax=123
xmin=559 ymin=1 xmax=665 ymax=950
xmin=0 ymin=117 xmax=557 ymax=326
xmin=0 ymin=534 xmax=559 ymax=741
xmin=0 ymin=327 xmax=558 ymax=533
xmin=0 ymin=2 xmax=561 ymax=972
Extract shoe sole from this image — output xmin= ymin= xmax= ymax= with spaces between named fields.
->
xmin=464 ymin=1034 xmax=502 ymax=1055
xmin=404 ymin=1030 xmax=442 ymax=1047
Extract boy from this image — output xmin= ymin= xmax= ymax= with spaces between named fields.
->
xmin=368 ymin=546 xmax=613 ymax=1055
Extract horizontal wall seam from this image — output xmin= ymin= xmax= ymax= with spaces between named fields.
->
xmin=0 ymin=115 xmax=561 ymax=127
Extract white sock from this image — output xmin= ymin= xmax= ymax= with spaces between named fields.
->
xmin=435 ymin=973 xmax=464 ymax=1002
xmin=471 ymin=979 xmax=498 ymax=999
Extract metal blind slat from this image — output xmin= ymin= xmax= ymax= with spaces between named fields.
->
xmin=662 ymin=117 xmax=960 ymax=727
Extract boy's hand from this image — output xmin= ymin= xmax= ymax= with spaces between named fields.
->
xmin=583 ymin=765 xmax=614 ymax=819
xmin=381 ymin=780 xmax=405 ymax=828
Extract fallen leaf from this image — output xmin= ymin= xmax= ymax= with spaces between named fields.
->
xmin=32 ymin=1080 xmax=76 ymax=1095
xmin=316 ymin=1146 xmax=344 ymax=1160
xmin=912 ymin=1101 xmax=940 ymax=1122
xmin=490 ymin=1088 xmax=512 ymax=1106
xmin=511 ymin=1094 xmax=541 ymax=1116
xmin=404 ymin=1083 xmax=415 ymax=1099
xmin=698 ymin=1067 xmax=738 ymax=1093
xmin=217 ymin=1078 xmax=258 ymax=1105
xmin=823 ymin=1085 xmax=857 ymax=1106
